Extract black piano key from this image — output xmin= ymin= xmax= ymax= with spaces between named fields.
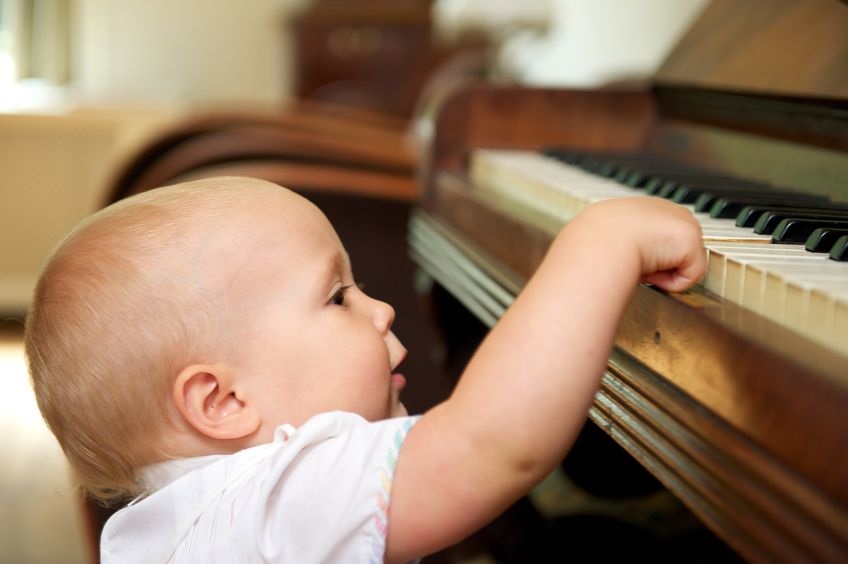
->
xmin=653 ymin=170 xmax=765 ymax=183
xmin=639 ymin=171 xmax=765 ymax=196
xmin=694 ymin=192 xmax=757 ymax=212
xmin=562 ymin=151 xmax=587 ymax=164
xmin=736 ymin=203 xmax=848 ymax=227
xmin=676 ymin=178 xmax=773 ymax=190
xmin=755 ymin=210 xmax=848 ymax=235
xmin=660 ymin=176 xmax=766 ymax=194
xmin=586 ymin=157 xmax=656 ymax=178
xmin=620 ymin=170 xmax=650 ymax=187
xmin=655 ymin=178 xmax=769 ymax=200
xmin=657 ymin=182 xmax=685 ymax=198
xmin=612 ymin=168 xmax=637 ymax=183
xmin=695 ymin=191 xmax=825 ymax=213
xmin=613 ymin=159 xmax=685 ymax=183
xmin=805 ymin=228 xmax=848 ymax=252
xmin=644 ymin=178 xmax=671 ymax=194
xmin=772 ymin=218 xmax=848 ymax=244
xmin=666 ymin=184 xmax=697 ymax=201
xmin=709 ymin=195 xmax=836 ymax=218
xmin=542 ymin=151 xmax=702 ymax=189
xmin=829 ymin=235 xmax=848 ymax=261
xmin=671 ymin=184 xmax=775 ymax=204
xmin=582 ymin=158 xmax=618 ymax=177
xmin=541 ymin=148 xmax=574 ymax=160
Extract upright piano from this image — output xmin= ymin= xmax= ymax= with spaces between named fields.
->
xmin=408 ymin=0 xmax=848 ymax=560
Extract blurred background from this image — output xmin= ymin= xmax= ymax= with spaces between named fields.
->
xmin=0 ymin=0 xmax=710 ymax=562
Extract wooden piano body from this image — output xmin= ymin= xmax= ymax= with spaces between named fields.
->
xmin=409 ymin=0 xmax=848 ymax=560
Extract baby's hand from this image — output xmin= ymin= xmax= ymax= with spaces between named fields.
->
xmin=578 ymin=197 xmax=706 ymax=293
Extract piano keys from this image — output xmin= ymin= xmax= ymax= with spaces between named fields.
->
xmin=468 ymin=148 xmax=848 ymax=356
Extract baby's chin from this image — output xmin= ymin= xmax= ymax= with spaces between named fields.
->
xmin=391 ymin=402 xmax=408 ymax=418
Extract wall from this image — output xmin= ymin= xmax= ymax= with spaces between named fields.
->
xmin=498 ymin=0 xmax=709 ymax=87
xmin=0 ymin=108 xmax=179 ymax=313
xmin=71 ymin=0 xmax=307 ymax=105
xmin=69 ymin=0 xmax=710 ymax=104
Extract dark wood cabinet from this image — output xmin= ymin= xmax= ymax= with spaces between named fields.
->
xmin=289 ymin=0 xmax=454 ymax=118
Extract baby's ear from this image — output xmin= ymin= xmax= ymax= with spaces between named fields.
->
xmin=172 ymin=364 xmax=260 ymax=440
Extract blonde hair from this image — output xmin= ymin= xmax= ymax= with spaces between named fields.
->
xmin=25 ymin=177 xmax=281 ymax=504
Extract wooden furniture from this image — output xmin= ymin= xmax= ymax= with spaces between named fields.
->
xmin=290 ymin=0 xmax=440 ymax=118
xmin=105 ymin=103 xmax=416 ymax=204
xmin=288 ymin=0 xmax=491 ymax=119
xmin=409 ymin=0 xmax=848 ymax=561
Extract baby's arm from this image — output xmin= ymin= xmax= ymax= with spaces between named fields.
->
xmin=385 ymin=197 xmax=705 ymax=563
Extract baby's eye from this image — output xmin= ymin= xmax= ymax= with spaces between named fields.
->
xmin=329 ymin=285 xmax=353 ymax=306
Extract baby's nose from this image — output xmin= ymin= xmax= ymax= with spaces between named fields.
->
xmin=372 ymin=299 xmax=395 ymax=334
xmin=385 ymin=330 xmax=406 ymax=369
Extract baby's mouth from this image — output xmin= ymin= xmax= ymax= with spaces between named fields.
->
xmin=390 ymin=350 xmax=407 ymax=391
xmin=391 ymin=372 xmax=407 ymax=391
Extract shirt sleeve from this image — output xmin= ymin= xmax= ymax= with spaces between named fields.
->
xmin=256 ymin=412 xmax=419 ymax=563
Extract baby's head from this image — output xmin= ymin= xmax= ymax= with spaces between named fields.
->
xmin=25 ymin=177 xmax=408 ymax=503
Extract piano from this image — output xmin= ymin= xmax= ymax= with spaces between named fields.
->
xmin=407 ymin=0 xmax=848 ymax=561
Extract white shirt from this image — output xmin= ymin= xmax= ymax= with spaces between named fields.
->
xmin=101 ymin=411 xmax=419 ymax=563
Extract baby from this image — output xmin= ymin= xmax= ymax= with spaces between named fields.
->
xmin=25 ymin=176 xmax=704 ymax=562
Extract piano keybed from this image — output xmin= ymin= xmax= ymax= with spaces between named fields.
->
xmin=469 ymin=149 xmax=848 ymax=357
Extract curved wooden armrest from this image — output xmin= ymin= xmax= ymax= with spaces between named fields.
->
xmin=282 ymin=98 xmax=410 ymax=133
xmin=172 ymin=161 xmax=416 ymax=202
xmin=105 ymin=115 xmax=416 ymax=204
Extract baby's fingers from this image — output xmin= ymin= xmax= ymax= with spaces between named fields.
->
xmin=643 ymin=248 xmax=706 ymax=293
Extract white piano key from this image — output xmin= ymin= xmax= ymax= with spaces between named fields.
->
xmin=834 ymin=294 xmax=848 ymax=353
